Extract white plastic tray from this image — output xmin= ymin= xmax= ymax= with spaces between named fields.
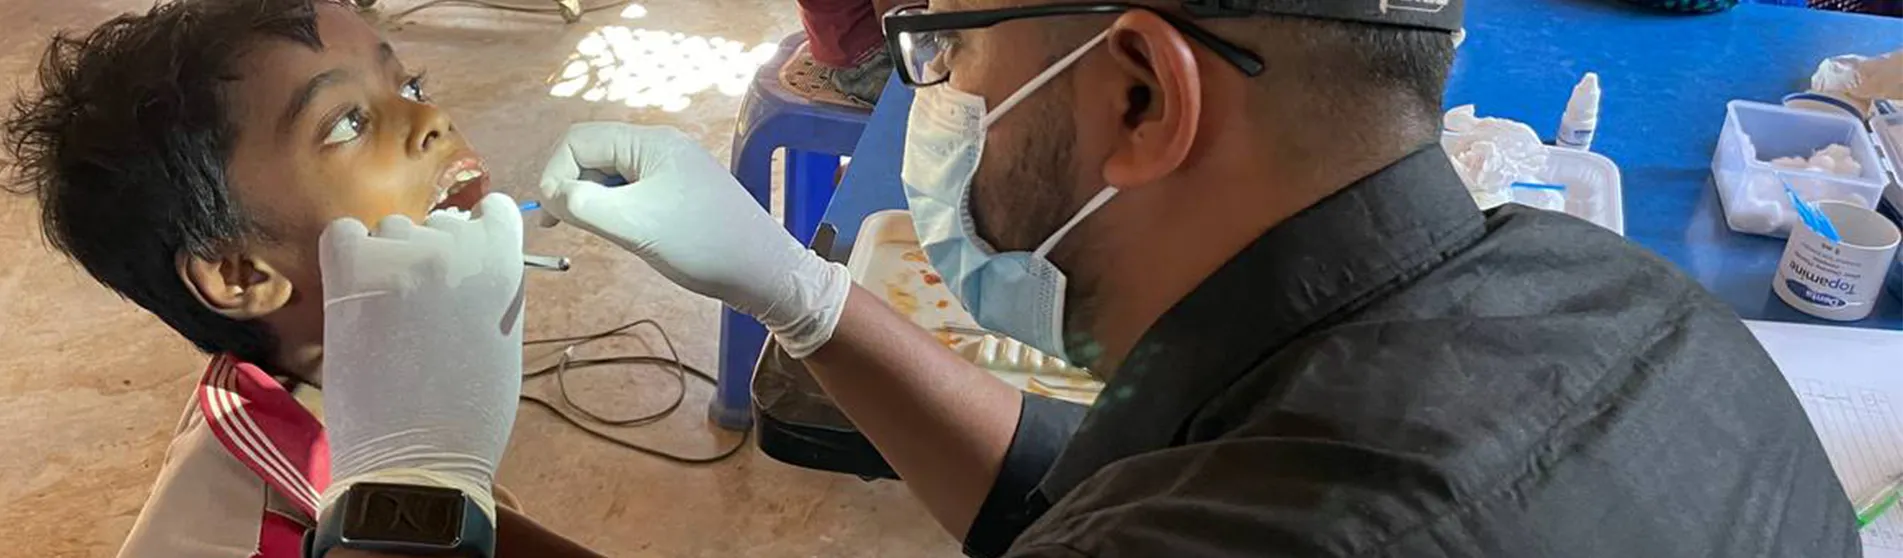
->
xmin=1440 ymin=133 xmax=1626 ymax=235
xmin=1536 ymin=148 xmax=1626 ymax=236
xmin=847 ymin=210 xmax=1103 ymax=404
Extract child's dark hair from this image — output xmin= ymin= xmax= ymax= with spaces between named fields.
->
xmin=3 ymin=0 xmax=323 ymax=364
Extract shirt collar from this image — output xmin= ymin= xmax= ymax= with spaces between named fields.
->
xmin=1041 ymin=145 xmax=1488 ymax=498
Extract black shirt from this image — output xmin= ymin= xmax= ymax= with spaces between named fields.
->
xmin=966 ymin=146 xmax=1857 ymax=557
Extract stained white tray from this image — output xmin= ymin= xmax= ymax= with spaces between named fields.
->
xmin=846 ymin=210 xmax=1102 ymax=404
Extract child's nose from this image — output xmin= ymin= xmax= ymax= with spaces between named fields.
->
xmin=408 ymin=103 xmax=454 ymax=155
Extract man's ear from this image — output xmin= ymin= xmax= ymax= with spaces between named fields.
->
xmin=176 ymin=250 xmax=294 ymax=319
xmin=1101 ymin=9 xmax=1202 ymax=191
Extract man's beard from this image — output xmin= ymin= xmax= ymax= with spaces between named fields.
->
xmin=966 ymin=89 xmax=1108 ymax=373
xmin=969 ymin=94 xmax=1075 ymax=254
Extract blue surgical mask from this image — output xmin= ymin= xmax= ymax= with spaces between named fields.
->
xmin=901 ymin=30 xmax=1115 ymax=363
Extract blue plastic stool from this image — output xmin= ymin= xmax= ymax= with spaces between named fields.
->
xmin=713 ymin=32 xmax=872 ymax=430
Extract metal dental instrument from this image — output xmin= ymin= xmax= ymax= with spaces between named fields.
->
xmin=518 ymin=200 xmax=570 ymax=272
xmin=524 ymin=254 xmax=571 ymax=272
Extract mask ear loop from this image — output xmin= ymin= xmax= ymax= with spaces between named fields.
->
xmin=980 ymin=29 xmax=1114 ymax=129
xmin=1034 ymin=187 xmax=1121 ymax=258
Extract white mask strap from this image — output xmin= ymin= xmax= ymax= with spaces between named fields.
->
xmin=980 ymin=29 xmax=1113 ymax=129
xmin=1033 ymin=186 xmax=1120 ymax=258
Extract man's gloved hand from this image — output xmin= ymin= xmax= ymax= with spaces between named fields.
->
xmin=316 ymin=193 xmax=526 ymax=525
xmin=539 ymin=122 xmax=850 ymax=357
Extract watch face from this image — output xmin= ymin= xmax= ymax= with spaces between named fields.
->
xmin=340 ymin=483 xmax=464 ymax=547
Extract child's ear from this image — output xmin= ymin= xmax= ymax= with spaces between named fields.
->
xmin=176 ymin=250 xmax=294 ymax=319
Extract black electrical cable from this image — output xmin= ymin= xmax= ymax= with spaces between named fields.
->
xmin=520 ymin=318 xmax=748 ymax=465
xmin=386 ymin=0 xmax=637 ymax=21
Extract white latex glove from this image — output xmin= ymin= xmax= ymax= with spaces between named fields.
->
xmin=539 ymin=122 xmax=849 ymax=357
xmin=316 ymin=193 xmax=526 ymax=525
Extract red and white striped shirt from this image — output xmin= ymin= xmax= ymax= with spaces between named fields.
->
xmin=115 ymin=354 xmax=328 ymax=558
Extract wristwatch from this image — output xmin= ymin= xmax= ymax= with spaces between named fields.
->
xmin=303 ymin=482 xmax=495 ymax=557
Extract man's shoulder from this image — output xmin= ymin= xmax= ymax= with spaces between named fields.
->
xmin=1463 ymin=204 xmax=1697 ymax=305
xmin=1256 ymin=205 xmax=1799 ymax=477
xmin=1055 ymin=207 xmax=1850 ymax=556
xmin=1363 ymin=204 xmax=1764 ymax=378
xmin=1014 ymin=420 xmax=1853 ymax=557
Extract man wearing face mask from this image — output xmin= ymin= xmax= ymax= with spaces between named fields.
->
xmin=538 ymin=0 xmax=1856 ymax=555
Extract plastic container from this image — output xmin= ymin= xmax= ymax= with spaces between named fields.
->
xmin=1878 ymin=109 xmax=1903 ymax=301
xmin=1534 ymin=148 xmax=1625 ymax=235
xmin=1439 ymin=133 xmax=1626 ymax=235
xmin=1881 ymin=203 xmax=1903 ymax=302
xmin=1556 ymin=72 xmax=1601 ymax=151
xmin=846 ymin=210 xmax=1104 ymax=404
xmin=1871 ymin=107 xmax=1903 ymax=211
xmin=1773 ymin=201 xmax=1901 ymax=322
xmin=1712 ymin=100 xmax=1888 ymax=238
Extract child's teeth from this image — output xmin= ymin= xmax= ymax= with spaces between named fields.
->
xmin=453 ymin=169 xmax=483 ymax=182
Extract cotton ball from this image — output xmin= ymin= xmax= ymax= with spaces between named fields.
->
xmin=1459 ymin=118 xmax=1547 ymax=176
xmin=1812 ymin=152 xmax=1843 ymax=174
xmin=1441 ymin=106 xmax=1549 ymax=209
xmin=1766 ymin=144 xmax=1863 ymax=177
xmin=1834 ymin=156 xmax=1863 ymax=177
xmin=1812 ymin=49 xmax=1903 ymax=115
xmin=1450 ymin=119 xmax=1546 ymax=205
xmin=1811 ymin=144 xmax=1861 ymax=176
xmin=1729 ymin=174 xmax=1792 ymax=235
xmin=1771 ymin=156 xmax=1812 ymax=170
xmin=1452 ymin=142 xmax=1513 ymax=208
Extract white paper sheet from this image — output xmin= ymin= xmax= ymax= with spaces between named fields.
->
xmin=1747 ymin=320 xmax=1903 ymax=557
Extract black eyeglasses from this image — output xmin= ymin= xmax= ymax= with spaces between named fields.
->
xmin=881 ymin=2 xmax=1265 ymax=88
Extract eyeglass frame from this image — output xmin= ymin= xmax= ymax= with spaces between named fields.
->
xmin=880 ymin=2 xmax=1267 ymax=88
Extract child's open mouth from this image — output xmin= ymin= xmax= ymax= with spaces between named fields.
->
xmin=431 ymin=153 xmax=490 ymax=213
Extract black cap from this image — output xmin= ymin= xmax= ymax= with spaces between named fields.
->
xmin=1182 ymin=0 xmax=1465 ymax=33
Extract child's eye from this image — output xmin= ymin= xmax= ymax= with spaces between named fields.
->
xmin=400 ymin=74 xmax=428 ymax=102
xmin=323 ymin=109 xmax=366 ymax=145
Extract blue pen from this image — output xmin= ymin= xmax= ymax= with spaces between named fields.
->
xmin=520 ymin=200 xmax=542 ymax=213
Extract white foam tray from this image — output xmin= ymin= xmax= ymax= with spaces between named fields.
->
xmin=846 ymin=210 xmax=1102 ymax=404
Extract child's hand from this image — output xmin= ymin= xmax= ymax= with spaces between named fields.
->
xmin=537 ymin=122 xmax=850 ymax=358
xmin=315 ymin=192 xmax=526 ymax=526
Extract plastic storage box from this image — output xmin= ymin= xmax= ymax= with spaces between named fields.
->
xmin=1712 ymin=100 xmax=1888 ymax=237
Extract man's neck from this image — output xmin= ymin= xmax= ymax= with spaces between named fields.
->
xmin=1076 ymin=140 xmax=1427 ymax=377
